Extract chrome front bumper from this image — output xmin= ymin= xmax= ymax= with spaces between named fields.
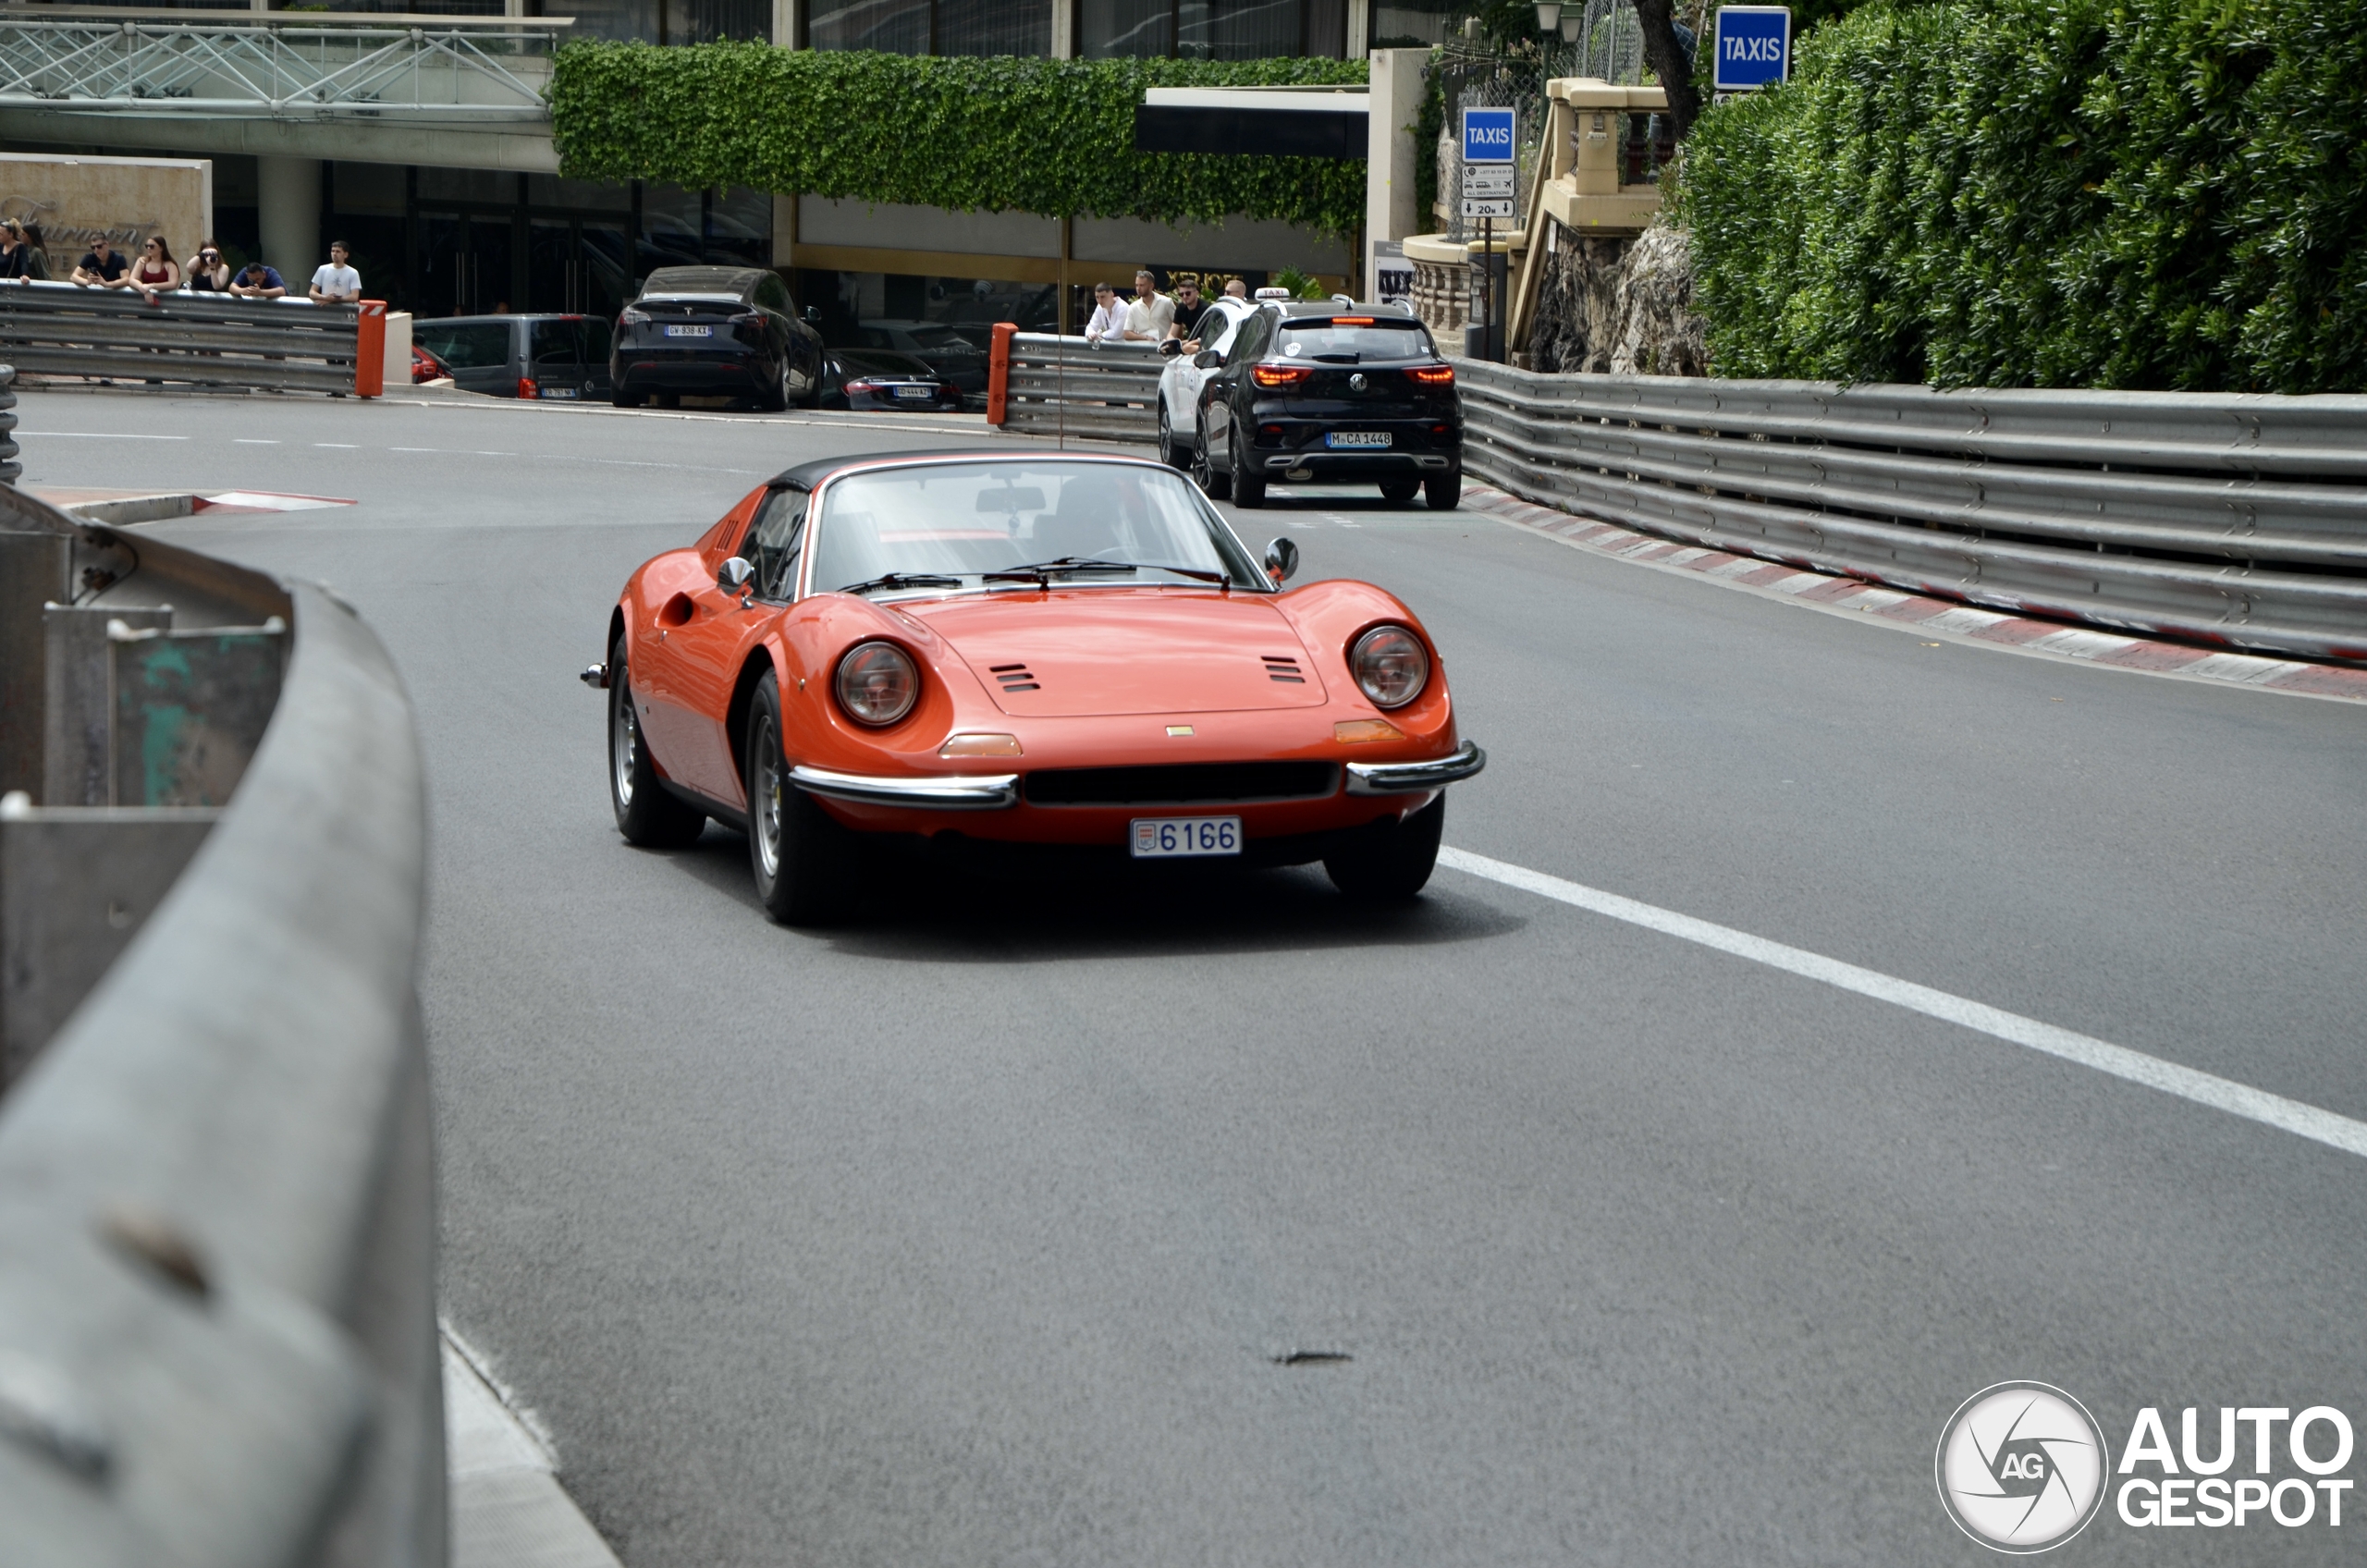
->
xmin=1343 ymin=741 xmax=1486 ymax=795
xmin=790 ymin=764 xmax=1018 ymax=810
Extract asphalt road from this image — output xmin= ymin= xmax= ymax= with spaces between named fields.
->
xmin=31 ymin=388 xmax=2367 ymax=1566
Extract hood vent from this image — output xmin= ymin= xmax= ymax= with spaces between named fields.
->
xmin=1262 ymin=655 xmax=1306 ymax=684
xmin=991 ymin=662 xmax=1040 ymax=693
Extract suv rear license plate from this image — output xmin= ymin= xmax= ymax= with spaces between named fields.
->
xmin=1131 ymin=816 xmax=1241 ymax=858
xmin=1326 ymin=432 xmax=1392 ymax=448
xmin=664 ymin=325 xmax=712 ymax=337
xmin=893 ymin=385 xmax=932 ymax=399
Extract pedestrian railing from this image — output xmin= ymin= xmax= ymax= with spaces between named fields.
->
xmin=1453 ymin=358 xmax=2367 ymax=662
xmin=0 ymin=281 xmax=392 ymax=397
xmin=0 ymin=11 xmax=563 ymax=125
xmin=0 ymin=476 xmax=439 ymax=1565
xmin=987 ymin=327 xmax=1165 ymax=445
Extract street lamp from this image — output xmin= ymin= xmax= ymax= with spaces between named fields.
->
xmin=1534 ymin=3 xmax=1563 ymax=29
xmin=1560 ymin=13 xmax=1583 ymax=41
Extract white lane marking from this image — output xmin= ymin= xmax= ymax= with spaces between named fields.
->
xmin=234 ymin=438 xmax=281 ymax=445
xmin=1437 ymin=846 xmax=2367 ymax=1160
xmin=25 ymin=431 xmax=190 ymax=440
xmin=314 ymin=442 xmax=358 ymax=448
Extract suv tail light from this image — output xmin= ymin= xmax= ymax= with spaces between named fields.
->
xmin=517 ymin=376 xmax=539 ymax=398
xmin=1406 ymin=365 xmax=1455 ymax=386
xmin=1251 ymin=363 xmax=1313 ymax=388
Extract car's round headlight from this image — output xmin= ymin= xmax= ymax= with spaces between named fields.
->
xmin=1350 ymin=626 xmax=1429 ymax=709
xmin=835 ymin=641 xmax=919 ymax=726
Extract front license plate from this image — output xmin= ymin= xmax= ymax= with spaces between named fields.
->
xmin=1131 ymin=816 xmax=1242 ymax=858
xmin=663 ymin=324 xmax=712 ymax=337
xmin=892 ymin=385 xmax=932 ymax=399
xmin=1326 ymin=431 xmax=1392 ymax=448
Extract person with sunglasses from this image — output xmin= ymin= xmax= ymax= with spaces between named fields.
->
xmin=71 ymin=235 xmax=130 ymax=289
xmin=185 ymin=240 xmax=231 ymax=294
xmin=129 ymin=235 xmax=180 ymax=303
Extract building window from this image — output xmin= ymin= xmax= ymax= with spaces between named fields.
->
xmin=806 ymin=0 xmax=1052 ymax=55
xmin=555 ymin=0 xmax=767 ymax=45
xmin=1370 ymin=0 xmax=1463 ymax=47
xmin=1083 ymin=0 xmax=1344 ymax=58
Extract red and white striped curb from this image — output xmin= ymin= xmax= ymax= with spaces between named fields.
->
xmin=1466 ymin=486 xmax=2367 ymax=704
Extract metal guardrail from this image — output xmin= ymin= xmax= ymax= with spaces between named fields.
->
xmin=1453 ymin=359 xmax=2367 ymax=662
xmin=987 ymin=330 xmax=1163 ymax=445
xmin=0 ymin=483 xmax=439 ymax=1565
xmin=0 ymin=11 xmax=562 ymax=124
xmin=0 ymin=281 xmax=389 ymax=396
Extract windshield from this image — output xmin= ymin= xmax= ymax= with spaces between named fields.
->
xmin=413 ymin=322 xmax=511 ymax=369
xmin=1277 ymin=319 xmax=1434 ymax=361
xmin=810 ymin=461 xmax=1266 ymax=594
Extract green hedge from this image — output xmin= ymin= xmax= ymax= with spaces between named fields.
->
xmin=1676 ymin=0 xmax=2367 ymax=393
xmin=549 ymin=43 xmax=1368 ymax=237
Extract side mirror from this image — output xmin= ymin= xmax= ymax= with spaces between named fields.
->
xmin=717 ymin=557 xmax=755 ymax=594
xmin=1264 ymin=536 xmax=1299 ymax=584
xmin=804 ymin=305 xmax=821 ymax=325
xmin=1158 ymin=338 xmax=1182 ymax=359
xmin=1194 ymin=349 xmax=1221 ymax=370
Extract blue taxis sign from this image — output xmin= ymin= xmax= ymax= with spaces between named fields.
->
xmin=1461 ymin=107 xmax=1515 ymax=164
xmin=1713 ymin=6 xmax=1792 ymax=91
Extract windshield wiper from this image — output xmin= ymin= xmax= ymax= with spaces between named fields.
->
xmin=838 ymin=571 xmax=963 ymax=595
xmin=1134 ymin=563 xmax=1231 ymax=584
xmin=982 ymin=557 xmax=1138 ymax=585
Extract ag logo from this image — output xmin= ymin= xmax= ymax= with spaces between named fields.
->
xmin=1936 ymin=1382 xmax=2110 ymax=1552
xmin=1349 ymin=373 xmax=1367 ymax=391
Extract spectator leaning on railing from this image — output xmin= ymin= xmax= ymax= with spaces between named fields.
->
xmin=309 ymin=240 xmax=361 ymax=305
xmin=129 ymin=236 xmax=178 ymax=303
xmin=1122 ymin=267 xmax=1171 ymax=343
xmin=71 ymin=236 xmax=129 ymax=289
xmin=184 ymin=241 xmax=230 ymax=294
xmin=230 ymin=261 xmax=287 ymax=300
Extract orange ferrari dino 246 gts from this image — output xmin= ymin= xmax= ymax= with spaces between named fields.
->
xmin=583 ymin=449 xmax=1485 ymax=923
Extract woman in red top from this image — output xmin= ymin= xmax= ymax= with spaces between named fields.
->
xmin=130 ymin=235 xmax=179 ymax=302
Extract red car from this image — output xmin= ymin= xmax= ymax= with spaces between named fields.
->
xmin=583 ymin=449 xmax=1483 ymax=923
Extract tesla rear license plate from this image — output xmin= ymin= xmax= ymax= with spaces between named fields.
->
xmin=1131 ymin=816 xmax=1241 ymax=858
xmin=664 ymin=325 xmax=711 ymax=337
xmin=1326 ymin=432 xmax=1392 ymax=448
xmin=893 ymin=385 xmax=932 ymax=399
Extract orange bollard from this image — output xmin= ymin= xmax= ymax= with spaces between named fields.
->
xmin=355 ymin=300 xmax=386 ymax=398
xmin=987 ymin=320 xmax=1015 ymax=425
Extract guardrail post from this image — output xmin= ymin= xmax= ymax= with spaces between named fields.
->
xmin=0 ymin=533 xmax=71 ymax=799
xmin=44 ymin=604 xmax=171 ymax=807
xmin=987 ymin=321 xmax=1015 ymax=426
xmin=356 ymin=300 xmax=387 ymax=398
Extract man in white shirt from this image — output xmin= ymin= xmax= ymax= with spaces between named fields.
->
xmin=1122 ymin=268 xmax=1173 ymax=341
xmin=1083 ymin=282 xmax=1128 ymax=345
xmin=309 ymin=240 xmax=362 ymax=304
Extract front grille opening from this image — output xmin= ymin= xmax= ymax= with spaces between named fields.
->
xmin=1262 ymin=655 xmax=1306 ymax=684
xmin=991 ymin=662 xmax=1040 ymax=693
xmin=1025 ymin=761 xmax=1340 ymax=807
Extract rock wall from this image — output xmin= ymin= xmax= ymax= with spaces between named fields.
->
xmin=1527 ymin=219 xmax=1710 ymax=377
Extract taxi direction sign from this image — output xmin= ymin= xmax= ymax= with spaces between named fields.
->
xmin=1461 ymin=106 xmax=1516 ymax=164
xmin=1464 ymin=167 xmax=1515 ymax=197
xmin=1713 ymin=6 xmax=1791 ymax=91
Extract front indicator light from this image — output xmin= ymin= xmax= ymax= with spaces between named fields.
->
xmin=1334 ymin=718 xmax=1405 ymax=743
xmin=835 ymin=641 xmax=919 ymax=726
xmin=939 ymin=732 xmax=1022 ymax=758
xmin=1350 ymin=626 xmax=1429 ymax=709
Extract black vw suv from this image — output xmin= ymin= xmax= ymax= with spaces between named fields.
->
xmin=1191 ymin=300 xmax=1462 ymax=509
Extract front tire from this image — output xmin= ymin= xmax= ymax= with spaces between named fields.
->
xmin=1158 ymin=402 xmax=1188 ymax=471
xmin=744 ymin=674 xmax=855 ymax=925
xmin=1323 ymin=794 xmax=1445 ymax=900
xmin=608 ymin=636 xmax=705 ymax=847
xmin=1424 ymin=471 xmax=1462 ymax=510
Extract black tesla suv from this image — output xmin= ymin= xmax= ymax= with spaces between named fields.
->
xmin=1190 ymin=301 xmax=1461 ymax=509
xmin=610 ymin=265 xmax=826 ymax=411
